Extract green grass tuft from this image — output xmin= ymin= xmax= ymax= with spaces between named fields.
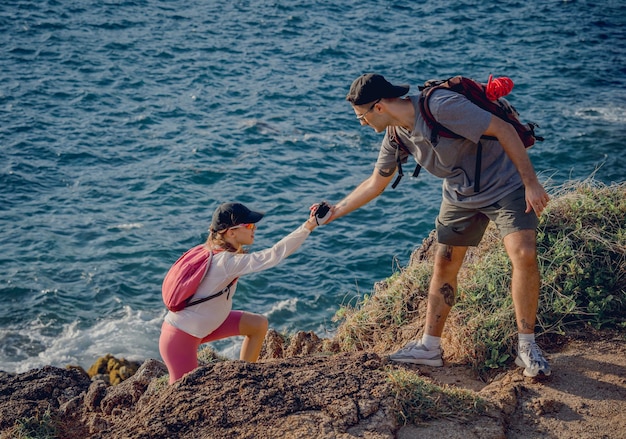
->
xmin=332 ymin=180 xmax=625 ymax=375
xmin=9 ymin=407 xmax=58 ymax=439
xmin=387 ymin=368 xmax=488 ymax=425
xmin=537 ymin=180 xmax=626 ymax=329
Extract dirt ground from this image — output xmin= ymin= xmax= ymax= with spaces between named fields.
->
xmin=398 ymin=331 xmax=626 ymax=439
xmin=1 ymin=330 xmax=624 ymax=439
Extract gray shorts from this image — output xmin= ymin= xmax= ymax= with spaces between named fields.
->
xmin=436 ymin=187 xmax=538 ymax=247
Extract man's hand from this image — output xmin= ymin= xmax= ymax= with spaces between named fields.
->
xmin=524 ymin=181 xmax=550 ymax=217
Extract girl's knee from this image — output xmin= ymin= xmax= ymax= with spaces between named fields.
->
xmin=240 ymin=312 xmax=268 ymax=336
xmin=257 ymin=315 xmax=269 ymax=333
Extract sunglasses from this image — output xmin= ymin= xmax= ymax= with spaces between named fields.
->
xmin=230 ymin=223 xmax=256 ymax=230
xmin=356 ymin=98 xmax=381 ymax=121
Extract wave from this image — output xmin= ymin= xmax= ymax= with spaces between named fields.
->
xmin=0 ymin=306 xmax=165 ymax=374
xmin=574 ymin=106 xmax=626 ymax=124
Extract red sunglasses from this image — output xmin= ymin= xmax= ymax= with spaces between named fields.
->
xmin=230 ymin=223 xmax=256 ymax=230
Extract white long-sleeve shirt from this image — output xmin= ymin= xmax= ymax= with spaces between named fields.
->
xmin=164 ymin=224 xmax=311 ymax=338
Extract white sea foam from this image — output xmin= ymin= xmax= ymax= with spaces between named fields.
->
xmin=265 ymin=297 xmax=299 ymax=316
xmin=574 ymin=106 xmax=626 ymax=124
xmin=108 ymin=223 xmax=144 ymax=231
xmin=215 ymin=339 xmax=244 ymax=360
xmin=1 ymin=306 xmax=256 ymax=374
xmin=3 ymin=306 xmax=166 ymax=374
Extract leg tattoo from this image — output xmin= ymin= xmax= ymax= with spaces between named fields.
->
xmin=440 ymin=283 xmax=455 ymax=307
xmin=520 ymin=318 xmax=533 ymax=331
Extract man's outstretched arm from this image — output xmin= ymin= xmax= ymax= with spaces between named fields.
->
xmin=329 ymin=168 xmax=394 ymax=223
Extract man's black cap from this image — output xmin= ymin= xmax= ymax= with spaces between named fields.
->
xmin=346 ymin=73 xmax=410 ymax=106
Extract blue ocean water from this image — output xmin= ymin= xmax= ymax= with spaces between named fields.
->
xmin=1 ymin=0 xmax=624 ymax=373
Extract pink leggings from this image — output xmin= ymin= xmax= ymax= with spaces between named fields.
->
xmin=159 ymin=310 xmax=243 ymax=384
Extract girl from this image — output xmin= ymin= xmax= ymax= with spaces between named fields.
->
xmin=159 ymin=202 xmax=323 ymax=384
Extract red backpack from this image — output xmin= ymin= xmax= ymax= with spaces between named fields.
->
xmin=162 ymin=245 xmax=236 ymax=312
xmin=390 ymin=75 xmax=543 ymax=192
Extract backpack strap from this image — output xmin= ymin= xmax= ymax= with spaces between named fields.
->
xmin=420 ymin=86 xmax=500 ymax=143
xmin=185 ymin=277 xmax=238 ymax=308
xmin=389 ymin=126 xmax=422 ymax=189
xmin=474 ymin=141 xmax=483 ymax=193
xmin=419 ymin=89 xmax=448 ymax=144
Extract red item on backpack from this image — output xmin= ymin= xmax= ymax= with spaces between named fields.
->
xmin=162 ymin=245 xmax=212 ymax=312
xmin=486 ymin=74 xmax=514 ymax=100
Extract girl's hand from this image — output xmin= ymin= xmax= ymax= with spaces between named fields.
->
xmin=304 ymin=202 xmax=331 ymax=231
xmin=312 ymin=201 xmax=332 ymax=225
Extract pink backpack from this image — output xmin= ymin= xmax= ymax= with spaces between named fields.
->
xmin=162 ymin=245 xmax=236 ymax=312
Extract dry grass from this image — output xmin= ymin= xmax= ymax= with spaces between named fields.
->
xmin=332 ymin=180 xmax=626 ymax=374
xmin=387 ymin=367 xmax=488 ymax=426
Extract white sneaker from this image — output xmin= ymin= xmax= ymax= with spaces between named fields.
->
xmin=515 ymin=342 xmax=551 ymax=377
xmin=389 ymin=340 xmax=443 ymax=366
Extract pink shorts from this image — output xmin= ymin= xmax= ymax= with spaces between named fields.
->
xmin=159 ymin=310 xmax=243 ymax=384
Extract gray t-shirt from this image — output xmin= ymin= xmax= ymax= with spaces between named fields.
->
xmin=375 ymin=89 xmax=523 ymax=209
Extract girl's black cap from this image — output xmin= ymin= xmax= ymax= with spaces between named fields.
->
xmin=210 ymin=203 xmax=264 ymax=232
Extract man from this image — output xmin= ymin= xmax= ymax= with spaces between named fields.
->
xmin=329 ymin=73 xmax=551 ymax=377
